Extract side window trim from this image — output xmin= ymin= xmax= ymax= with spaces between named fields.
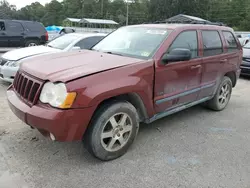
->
xmin=167 ymin=30 xmax=199 ymax=61
xmin=201 ymin=30 xmax=223 ymax=57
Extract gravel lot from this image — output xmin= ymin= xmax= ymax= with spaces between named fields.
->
xmin=0 ymin=76 xmax=250 ymax=188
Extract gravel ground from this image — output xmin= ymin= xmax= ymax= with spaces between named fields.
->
xmin=0 ymin=77 xmax=250 ymax=188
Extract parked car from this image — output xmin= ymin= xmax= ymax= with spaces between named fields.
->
xmin=0 ymin=33 xmax=106 ymax=83
xmin=238 ymin=37 xmax=249 ymax=46
xmin=241 ymin=41 xmax=250 ymax=76
xmin=47 ymin=26 xmax=76 ymax=41
xmin=7 ymin=23 xmax=242 ymax=161
xmin=0 ymin=19 xmax=48 ymax=47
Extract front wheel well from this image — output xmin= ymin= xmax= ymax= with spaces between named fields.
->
xmin=94 ymin=93 xmax=148 ymax=123
xmin=225 ymin=71 xmax=236 ymax=87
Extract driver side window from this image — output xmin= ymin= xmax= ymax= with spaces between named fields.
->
xmin=168 ymin=31 xmax=198 ymax=59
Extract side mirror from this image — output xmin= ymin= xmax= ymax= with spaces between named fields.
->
xmin=72 ymin=46 xmax=81 ymax=51
xmin=162 ymin=48 xmax=192 ymax=64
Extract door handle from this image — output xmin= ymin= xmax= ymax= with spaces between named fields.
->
xmin=190 ymin=65 xmax=201 ymax=69
xmin=1 ymin=32 xmax=6 ymax=35
xmin=220 ymin=59 xmax=228 ymax=63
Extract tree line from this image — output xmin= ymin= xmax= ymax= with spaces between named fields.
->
xmin=0 ymin=0 xmax=250 ymax=31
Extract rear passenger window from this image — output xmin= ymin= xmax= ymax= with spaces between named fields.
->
xmin=24 ymin=22 xmax=45 ymax=32
xmin=202 ymin=31 xmax=223 ymax=57
xmin=223 ymin=31 xmax=238 ymax=52
xmin=168 ymin=31 xmax=198 ymax=59
xmin=7 ymin=21 xmax=23 ymax=32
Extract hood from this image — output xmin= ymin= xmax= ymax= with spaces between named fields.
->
xmin=21 ymin=50 xmax=143 ymax=82
xmin=2 ymin=46 xmax=61 ymax=61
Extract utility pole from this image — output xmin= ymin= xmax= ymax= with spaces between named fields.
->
xmin=101 ymin=0 xmax=104 ymax=18
xmin=126 ymin=0 xmax=129 ymax=25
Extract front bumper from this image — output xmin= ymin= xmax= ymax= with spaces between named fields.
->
xmin=240 ymin=65 xmax=250 ymax=76
xmin=0 ymin=65 xmax=18 ymax=83
xmin=7 ymin=88 xmax=96 ymax=141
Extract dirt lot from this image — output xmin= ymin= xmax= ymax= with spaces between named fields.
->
xmin=0 ymin=77 xmax=250 ymax=188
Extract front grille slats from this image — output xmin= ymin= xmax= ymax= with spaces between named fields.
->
xmin=13 ymin=71 xmax=43 ymax=106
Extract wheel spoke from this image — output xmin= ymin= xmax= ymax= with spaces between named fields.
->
xmin=119 ymin=114 xmax=128 ymax=126
xmin=101 ymin=131 xmax=113 ymax=139
xmin=221 ymin=86 xmax=225 ymax=93
xmin=122 ymin=125 xmax=132 ymax=134
xmin=218 ymin=95 xmax=223 ymax=100
xmin=109 ymin=116 xmax=118 ymax=128
xmin=118 ymin=136 xmax=125 ymax=145
xmin=107 ymin=138 xmax=116 ymax=150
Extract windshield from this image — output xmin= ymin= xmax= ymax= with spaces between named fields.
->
xmin=47 ymin=34 xmax=79 ymax=50
xmin=92 ymin=27 xmax=171 ymax=59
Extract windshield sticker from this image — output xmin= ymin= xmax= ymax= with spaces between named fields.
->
xmin=141 ymin=52 xmax=150 ymax=57
xmin=146 ymin=30 xmax=167 ymax=35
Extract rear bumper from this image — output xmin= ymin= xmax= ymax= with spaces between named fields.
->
xmin=7 ymin=88 xmax=96 ymax=141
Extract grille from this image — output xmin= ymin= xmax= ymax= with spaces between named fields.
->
xmin=0 ymin=58 xmax=7 ymax=66
xmin=243 ymin=57 xmax=250 ymax=62
xmin=13 ymin=71 xmax=43 ymax=105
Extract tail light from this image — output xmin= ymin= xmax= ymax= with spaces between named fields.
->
xmin=45 ymin=32 xmax=49 ymax=41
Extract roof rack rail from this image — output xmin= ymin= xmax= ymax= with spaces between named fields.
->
xmin=143 ymin=20 xmax=226 ymax=26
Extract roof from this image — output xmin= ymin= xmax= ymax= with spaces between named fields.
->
xmin=166 ymin=14 xmax=209 ymax=23
xmin=79 ymin=18 xmax=118 ymax=25
xmin=128 ymin=24 xmax=231 ymax=31
xmin=65 ymin=32 xmax=107 ymax=39
xmin=64 ymin=18 xmax=82 ymax=23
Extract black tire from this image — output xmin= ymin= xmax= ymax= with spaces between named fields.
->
xmin=25 ymin=40 xmax=39 ymax=47
xmin=84 ymin=101 xmax=139 ymax=161
xmin=206 ymin=76 xmax=232 ymax=111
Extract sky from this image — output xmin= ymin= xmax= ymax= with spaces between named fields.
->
xmin=7 ymin=0 xmax=63 ymax=9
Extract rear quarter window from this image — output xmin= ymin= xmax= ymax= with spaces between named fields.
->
xmin=23 ymin=22 xmax=46 ymax=32
xmin=223 ymin=31 xmax=239 ymax=52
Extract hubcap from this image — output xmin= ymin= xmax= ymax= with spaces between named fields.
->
xmin=218 ymin=83 xmax=230 ymax=105
xmin=101 ymin=113 xmax=133 ymax=152
xmin=28 ymin=43 xmax=37 ymax=47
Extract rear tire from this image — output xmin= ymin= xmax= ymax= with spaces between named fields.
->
xmin=84 ymin=101 xmax=139 ymax=161
xmin=206 ymin=76 xmax=232 ymax=111
xmin=25 ymin=40 xmax=39 ymax=47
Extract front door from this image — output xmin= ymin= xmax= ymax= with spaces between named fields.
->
xmin=6 ymin=21 xmax=24 ymax=47
xmin=0 ymin=21 xmax=8 ymax=47
xmin=154 ymin=30 xmax=202 ymax=113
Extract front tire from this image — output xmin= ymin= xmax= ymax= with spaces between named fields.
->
xmin=206 ymin=76 xmax=232 ymax=111
xmin=84 ymin=101 xmax=139 ymax=161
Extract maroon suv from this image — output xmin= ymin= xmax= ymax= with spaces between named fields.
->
xmin=7 ymin=24 xmax=242 ymax=161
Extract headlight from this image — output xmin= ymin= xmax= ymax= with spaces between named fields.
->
xmin=6 ymin=61 xmax=19 ymax=67
xmin=39 ymin=82 xmax=76 ymax=109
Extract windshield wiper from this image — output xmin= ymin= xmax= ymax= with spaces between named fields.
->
xmin=104 ymin=51 xmax=123 ymax=56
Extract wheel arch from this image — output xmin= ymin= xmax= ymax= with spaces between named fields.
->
xmin=92 ymin=92 xmax=149 ymax=123
xmin=224 ymin=71 xmax=236 ymax=87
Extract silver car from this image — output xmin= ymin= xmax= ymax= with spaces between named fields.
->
xmin=0 ymin=33 xmax=106 ymax=83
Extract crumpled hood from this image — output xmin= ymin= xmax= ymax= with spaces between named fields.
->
xmin=20 ymin=50 xmax=143 ymax=82
xmin=2 ymin=46 xmax=61 ymax=61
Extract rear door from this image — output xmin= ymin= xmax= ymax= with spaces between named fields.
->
xmin=198 ymin=30 xmax=228 ymax=99
xmin=154 ymin=30 xmax=202 ymax=113
xmin=6 ymin=21 xmax=25 ymax=47
xmin=0 ymin=21 xmax=8 ymax=47
xmin=222 ymin=31 xmax=241 ymax=74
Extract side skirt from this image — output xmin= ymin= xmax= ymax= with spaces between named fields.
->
xmin=146 ymin=96 xmax=213 ymax=124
